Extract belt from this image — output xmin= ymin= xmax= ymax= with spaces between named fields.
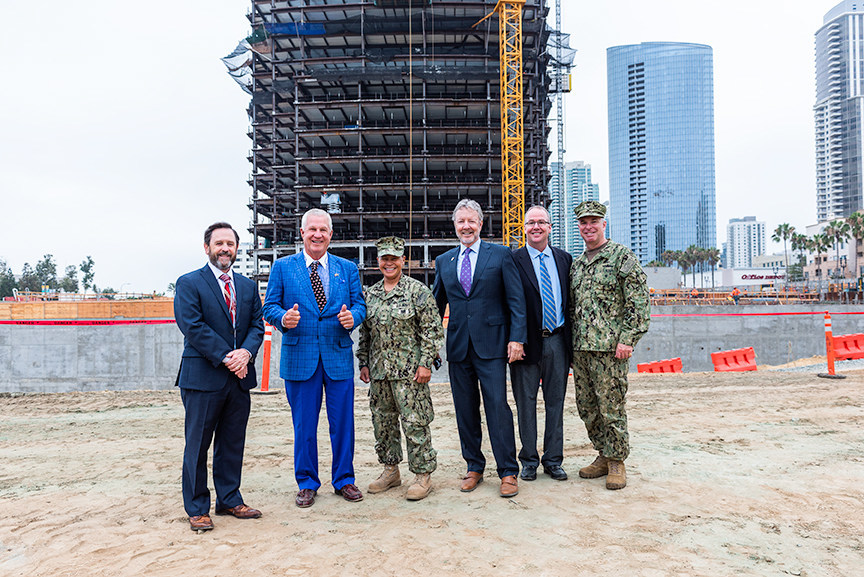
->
xmin=541 ymin=326 xmax=564 ymax=338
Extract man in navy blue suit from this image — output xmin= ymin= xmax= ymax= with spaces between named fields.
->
xmin=263 ymin=208 xmax=366 ymax=508
xmin=433 ymin=199 xmax=527 ymax=498
xmin=174 ymin=222 xmax=264 ymax=532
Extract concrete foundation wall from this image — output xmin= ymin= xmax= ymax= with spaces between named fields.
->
xmin=1 ymin=304 xmax=861 ymax=392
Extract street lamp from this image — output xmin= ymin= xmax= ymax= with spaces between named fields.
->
xmin=119 ymin=282 xmax=131 ymax=298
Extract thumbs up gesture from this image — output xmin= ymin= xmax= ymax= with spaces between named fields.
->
xmin=282 ymin=303 xmax=301 ymax=329
xmin=337 ymin=304 xmax=355 ymax=329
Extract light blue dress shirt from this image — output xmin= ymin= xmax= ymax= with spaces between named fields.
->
xmin=526 ymin=244 xmax=564 ymax=329
xmin=303 ymin=251 xmax=330 ymax=299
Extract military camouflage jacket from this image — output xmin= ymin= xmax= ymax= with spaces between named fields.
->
xmin=357 ymin=275 xmax=445 ymax=380
xmin=569 ymin=240 xmax=650 ymax=352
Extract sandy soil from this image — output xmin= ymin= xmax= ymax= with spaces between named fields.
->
xmin=1 ymin=367 xmax=863 ymax=577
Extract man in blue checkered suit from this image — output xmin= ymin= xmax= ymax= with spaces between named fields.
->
xmin=263 ymin=209 xmax=366 ymax=508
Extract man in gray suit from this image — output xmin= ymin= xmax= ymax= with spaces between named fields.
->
xmin=432 ymin=199 xmax=527 ymax=498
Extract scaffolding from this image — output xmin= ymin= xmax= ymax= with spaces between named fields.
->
xmin=244 ymin=0 xmax=551 ymax=284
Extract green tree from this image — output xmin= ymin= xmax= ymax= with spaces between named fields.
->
xmin=646 ymin=259 xmax=664 ymax=267
xmin=772 ymin=223 xmax=795 ymax=272
xmin=18 ymin=263 xmax=40 ymax=292
xmin=34 ymin=254 xmax=58 ymax=290
xmin=100 ymin=286 xmax=116 ymax=300
xmin=167 ymin=282 xmax=176 ymax=295
xmin=59 ymin=265 xmax=79 ymax=293
xmin=80 ymin=256 xmax=95 ymax=293
xmin=0 ymin=259 xmax=16 ymax=298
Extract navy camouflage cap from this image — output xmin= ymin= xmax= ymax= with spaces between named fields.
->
xmin=375 ymin=236 xmax=405 ymax=257
xmin=574 ymin=200 xmax=606 ymax=219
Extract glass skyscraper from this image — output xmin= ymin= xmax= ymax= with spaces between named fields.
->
xmin=815 ymin=1 xmax=864 ymax=222
xmin=549 ymin=161 xmax=600 ymax=254
xmin=607 ymin=42 xmax=716 ymax=264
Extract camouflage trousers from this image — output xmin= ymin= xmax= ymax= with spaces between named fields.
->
xmin=571 ymin=351 xmax=630 ymax=461
xmin=368 ymin=378 xmax=437 ymax=474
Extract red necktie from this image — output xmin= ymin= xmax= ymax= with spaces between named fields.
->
xmin=219 ymin=273 xmax=236 ymax=326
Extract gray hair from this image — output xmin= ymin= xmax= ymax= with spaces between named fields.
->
xmin=524 ymin=205 xmax=551 ymax=224
xmin=301 ymin=208 xmax=333 ymax=230
xmin=452 ymin=199 xmax=483 ymax=223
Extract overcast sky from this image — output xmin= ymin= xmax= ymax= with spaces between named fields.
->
xmin=0 ymin=1 xmax=842 ymax=293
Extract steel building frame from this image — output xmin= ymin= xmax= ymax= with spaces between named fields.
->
xmin=246 ymin=0 xmax=550 ymax=284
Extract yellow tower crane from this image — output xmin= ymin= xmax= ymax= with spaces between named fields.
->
xmin=476 ymin=0 xmax=525 ymax=248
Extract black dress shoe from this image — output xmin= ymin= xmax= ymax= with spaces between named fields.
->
xmin=543 ymin=465 xmax=568 ymax=481
xmin=520 ymin=465 xmax=537 ymax=481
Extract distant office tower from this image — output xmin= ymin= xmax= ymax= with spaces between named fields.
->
xmin=815 ymin=1 xmax=864 ymax=222
xmin=607 ymin=42 xmax=716 ymax=264
xmin=548 ymin=160 xmax=600 ymax=254
xmin=726 ymin=217 xmax=766 ymax=269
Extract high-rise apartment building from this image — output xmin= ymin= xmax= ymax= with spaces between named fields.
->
xmin=549 ymin=160 xmax=600 ymax=254
xmin=725 ymin=216 xmax=766 ymax=269
xmin=607 ymin=42 xmax=716 ymax=264
xmin=815 ymin=1 xmax=864 ymax=222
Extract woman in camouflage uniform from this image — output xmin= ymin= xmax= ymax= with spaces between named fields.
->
xmin=357 ymin=237 xmax=445 ymax=500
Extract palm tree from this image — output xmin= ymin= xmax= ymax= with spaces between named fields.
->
xmin=684 ymin=245 xmax=700 ymax=289
xmin=846 ymin=211 xmax=864 ymax=281
xmin=660 ymin=250 xmax=677 ymax=268
xmin=824 ymin=220 xmax=851 ymax=279
xmin=789 ymin=232 xmax=809 ymax=282
xmin=674 ymin=250 xmax=690 ymax=287
xmin=705 ymin=247 xmax=721 ymax=289
xmin=810 ymin=233 xmax=831 ymax=288
xmin=772 ymin=223 xmax=795 ymax=272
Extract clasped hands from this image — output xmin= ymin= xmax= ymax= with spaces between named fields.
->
xmin=223 ymin=349 xmax=251 ymax=379
xmin=282 ymin=303 xmax=355 ymax=330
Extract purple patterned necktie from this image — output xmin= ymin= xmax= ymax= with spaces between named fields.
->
xmin=460 ymin=247 xmax=472 ymax=295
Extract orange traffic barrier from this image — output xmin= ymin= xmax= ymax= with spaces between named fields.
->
xmin=710 ymin=347 xmax=757 ymax=372
xmin=834 ymin=333 xmax=864 ymax=360
xmin=253 ymin=321 xmax=279 ymax=394
xmin=818 ymin=312 xmax=846 ymax=379
xmin=637 ymin=357 xmax=683 ymax=373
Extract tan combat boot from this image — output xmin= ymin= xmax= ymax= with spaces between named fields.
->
xmin=405 ymin=473 xmax=433 ymax=501
xmin=578 ymin=454 xmax=609 ymax=479
xmin=368 ymin=464 xmax=401 ymax=493
xmin=606 ymin=460 xmax=626 ymax=490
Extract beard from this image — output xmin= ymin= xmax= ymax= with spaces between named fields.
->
xmin=209 ymin=250 xmax=236 ymax=271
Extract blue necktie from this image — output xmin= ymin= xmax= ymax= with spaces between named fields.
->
xmin=538 ymin=253 xmax=556 ymax=332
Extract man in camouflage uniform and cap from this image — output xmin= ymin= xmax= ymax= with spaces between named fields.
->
xmin=357 ymin=236 xmax=445 ymax=500
xmin=569 ymin=201 xmax=650 ymax=490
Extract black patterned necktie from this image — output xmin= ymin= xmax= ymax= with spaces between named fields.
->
xmin=310 ymin=261 xmax=326 ymax=311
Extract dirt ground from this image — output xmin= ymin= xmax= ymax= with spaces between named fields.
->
xmin=1 ymin=366 xmax=863 ymax=577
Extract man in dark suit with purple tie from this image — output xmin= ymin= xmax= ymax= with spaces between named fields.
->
xmin=432 ymin=199 xmax=527 ymax=498
xmin=174 ymin=222 xmax=264 ymax=532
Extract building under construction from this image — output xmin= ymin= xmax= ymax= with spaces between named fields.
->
xmin=245 ymin=0 xmax=551 ymax=284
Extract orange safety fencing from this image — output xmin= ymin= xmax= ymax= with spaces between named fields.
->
xmin=650 ymin=289 xmax=822 ymax=306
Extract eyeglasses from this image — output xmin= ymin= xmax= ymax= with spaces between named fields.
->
xmin=525 ymin=220 xmax=550 ymax=227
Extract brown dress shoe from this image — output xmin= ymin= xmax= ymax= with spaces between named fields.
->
xmin=500 ymin=475 xmax=519 ymax=498
xmin=335 ymin=483 xmax=364 ymax=502
xmin=189 ymin=514 xmax=214 ymax=531
xmin=460 ymin=471 xmax=484 ymax=492
xmin=215 ymin=504 xmax=262 ymax=519
xmin=296 ymin=488 xmax=317 ymax=508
